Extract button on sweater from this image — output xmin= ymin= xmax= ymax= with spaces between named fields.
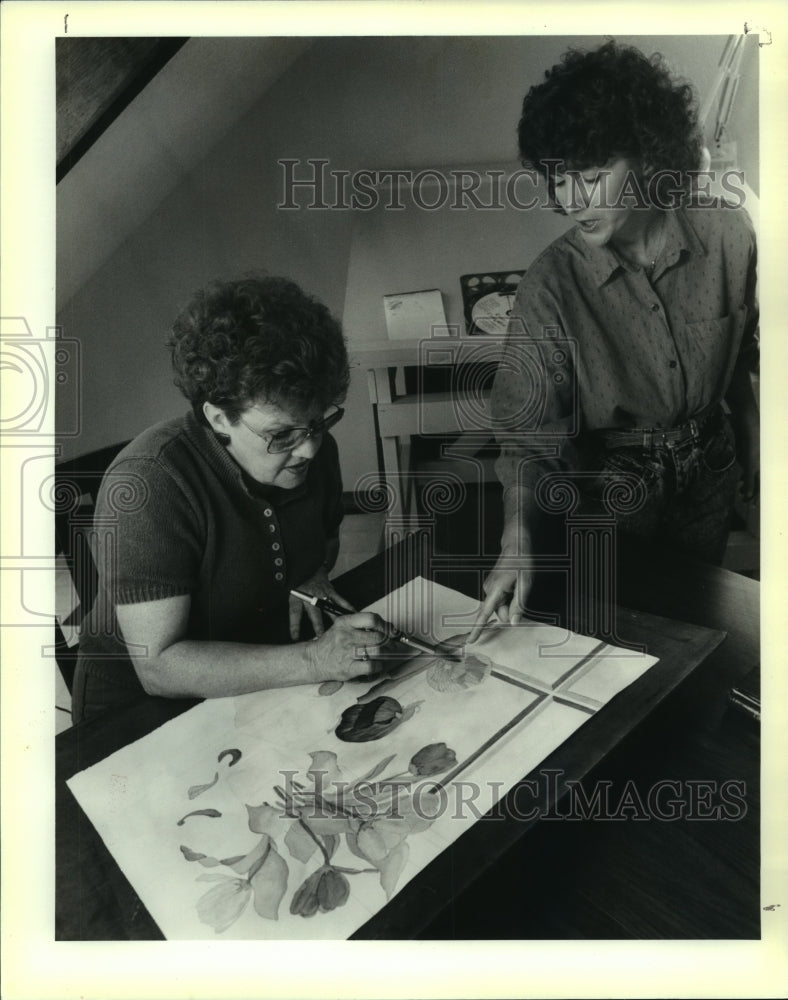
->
xmin=77 ymin=411 xmax=344 ymax=692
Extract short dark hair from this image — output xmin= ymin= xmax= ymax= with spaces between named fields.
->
xmin=518 ymin=41 xmax=703 ymax=201
xmin=168 ymin=276 xmax=350 ymax=424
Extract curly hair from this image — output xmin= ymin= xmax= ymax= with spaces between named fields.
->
xmin=518 ymin=41 xmax=704 ymax=203
xmin=167 ymin=276 xmax=350 ymax=424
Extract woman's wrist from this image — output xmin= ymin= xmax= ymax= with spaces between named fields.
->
xmin=301 ymin=636 xmax=322 ymax=684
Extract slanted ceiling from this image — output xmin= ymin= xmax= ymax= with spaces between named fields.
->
xmin=56 ymin=36 xmax=313 ymax=309
xmin=56 ymin=37 xmax=188 ymax=176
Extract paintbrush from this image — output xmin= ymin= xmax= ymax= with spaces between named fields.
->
xmin=290 ymin=589 xmax=466 ymax=659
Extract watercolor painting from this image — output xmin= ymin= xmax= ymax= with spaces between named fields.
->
xmin=176 ymin=742 xmax=458 ymax=932
xmin=66 ymin=578 xmax=658 ymax=939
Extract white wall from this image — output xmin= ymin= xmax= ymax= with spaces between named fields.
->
xmin=57 ymin=35 xmax=750 ymax=491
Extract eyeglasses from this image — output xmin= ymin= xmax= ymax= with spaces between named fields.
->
xmin=239 ymin=405 xmax=344 ymax=454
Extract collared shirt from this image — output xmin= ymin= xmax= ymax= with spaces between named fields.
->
xmin=492 ymin=202 xmax=758 ymax=520
xmin=78 ymin=410 xmax=344 ymax=674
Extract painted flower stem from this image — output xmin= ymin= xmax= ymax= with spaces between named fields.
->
xmin=276 ymin=783 xmax=337 ymax=866
xmin=298 ymin=816 xmax=332 ymax=865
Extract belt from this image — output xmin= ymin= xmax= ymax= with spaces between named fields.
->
xmin=597 ymin=408 xmax=721 ymax=451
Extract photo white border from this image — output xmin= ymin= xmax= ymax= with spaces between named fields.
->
xmin=2 ymin=2 xmax=787 ymax=998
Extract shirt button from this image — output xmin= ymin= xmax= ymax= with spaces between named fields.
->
xmin=275 ymin=572 xmax=284 ymax=582
xmin=268 ymin=524 xmax=276 ymax=533
xmin=274 ymin=557 xmax=283 ymax=566
xmin=651 ymin=303 xmax=660 ymax=312
xmin=272 ymin=542 xmax=281 ymax=551
xmin=263 ymin=508 xmax=273 ymax=517
xmin=669 ymin=360 xmax=677 ymax=368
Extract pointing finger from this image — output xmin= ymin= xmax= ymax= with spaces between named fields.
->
xmin=468 ymin=592 xmax=499 ymax=645
xmin=510 ymin=569 xmax=532 ymax=626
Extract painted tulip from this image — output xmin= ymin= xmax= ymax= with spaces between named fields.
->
xmin=408 ymin=742 xmax=458 ymax=777
xmin=290 ymin=865 xmax=350 ymax=917
xmin=195 ymin=875 xmax=251 ymax=933
xmin=335 ymin=696 xmax=404 ymax=742
xmin=426 ymin=652 xmax=491 ymax=693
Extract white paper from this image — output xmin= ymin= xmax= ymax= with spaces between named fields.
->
xmin=382 ymin=288 xmax=447 ymax=340
xmin=67 ymin=578 xmax=657 ymax=939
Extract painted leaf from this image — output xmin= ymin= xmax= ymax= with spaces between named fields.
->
xmin=348 ymin=824 xmax=410 ymax=898
xmin=356 ymin=658 xmax=433 ymax=704
xmin=323 ymin=833 xmax=340 ymax=861
xmin=249 ymin=842 xmax=289 ymax=920
xmin=306 ymin=814 xmax=353 ymax=835
xmin=378 ymin=840 xmax=409 ymax=900
xmin=284 ymin=820 xmax=319 ymax=864
xmin=307 ymin=750 xmax=344 ymax=792
xmin=195 ymin=875 xmax=251 ymax=933
xmin=426 ymin=652 xmax=491 ymax=693
xmin=218 ymin=748 xmax=242 ymax=767
xmin=396 ymin=789 xmax=443 ymax=834
xmin=356 ymin=823 xmax=390 ymax=863
xmin=345 ymin=778 xmax=407 ymax=817
xmin=367 ymin=816 xmax=409 ymax=853
xmin=188 ymin=771 xmax=219 ymax=799
xmin=180 ymin=845 xmax=222 ymax=868
xmin=355 ymin=753 xmax=397 ymax=785
xmin=177 ymin=808 xmax=222 ymax=826
xmin=399 ymin=701 xmax=422 ymax=724
xmin=318 ymin=680 xmax=343 ymax=697
xmin=181 ymin=845 xmax=207 ymax=862
xmin=246 ymin=801 xmax=281 ymax=836
xmin=229 ymin=835 xmax=271 ymax=876
xmin=344 ymin=829 xmax=366 ymax=864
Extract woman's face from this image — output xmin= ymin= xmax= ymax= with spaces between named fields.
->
xmin=552 ymin=156 xmax=649 ymax=249
xmin=205 ymin=398 xmax=327 ymax=488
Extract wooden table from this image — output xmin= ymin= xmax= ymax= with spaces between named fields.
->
xmin=56 ymin=535 xmax=760 ymax=940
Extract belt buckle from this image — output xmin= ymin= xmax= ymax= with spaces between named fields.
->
xmin=682 ymin=419 xmax=700 ymax=451
xmin=674 ymin=420 xmax=699 ymax=455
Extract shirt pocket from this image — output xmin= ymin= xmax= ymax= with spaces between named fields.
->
xmin=680 ymin=306 xmax=748 ymax=405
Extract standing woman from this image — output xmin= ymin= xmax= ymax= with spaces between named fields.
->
xmin=472 ymin=41 xmax=759 ymax=635
xmin=74 ymin=276 xmax=389 ymax=721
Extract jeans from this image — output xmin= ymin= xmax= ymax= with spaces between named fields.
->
xmin=579 ymin=415 xmax=739 ymax=565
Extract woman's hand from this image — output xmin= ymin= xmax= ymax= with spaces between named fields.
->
xmin=468 ymin=520 xmax=534 ymax=644
xmin=289 ymin=567 xmax=355 ymax=639
xmin=306 ymin=611 xmax=391 ymax=682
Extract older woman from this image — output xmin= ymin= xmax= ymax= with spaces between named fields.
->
xmin=73 ymin=276 xmax=389 ymax=722
xmin=471 ymin=41 xmax=759 ymax=637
